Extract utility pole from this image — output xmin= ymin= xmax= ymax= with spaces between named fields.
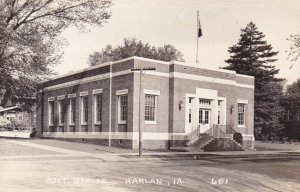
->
xmin=131 ymin=67 xmax=156 ymax=157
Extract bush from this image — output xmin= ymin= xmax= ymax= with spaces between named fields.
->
xmin=283 ymin=120 xmax=300 ymax=140
xmin=233 ymin=133 xmax=243 ymax=145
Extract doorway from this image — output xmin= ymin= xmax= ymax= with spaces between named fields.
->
xmin=199 ymin=108 xmax=211 ymax=133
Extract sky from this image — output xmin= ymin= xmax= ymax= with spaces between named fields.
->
xmin=55 ymin=0 xmax=300 ymax=84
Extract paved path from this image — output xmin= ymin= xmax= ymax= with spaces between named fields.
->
xmin=1 ymin=138 xmax=300 ymax=192
xmin=3 ymin=139 xmax=129 ymax=162
xmin=3 ymin=139 xmax=300 ymax=162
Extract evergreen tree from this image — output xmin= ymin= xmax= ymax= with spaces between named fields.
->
xmin=223 ymin=22 xmax=284 ymax=139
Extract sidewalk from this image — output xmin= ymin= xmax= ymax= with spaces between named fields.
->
xmin=3 ymin=138 xmax=300 ymax=162
xmin=3 ymin=139 xmax=130 ymax=162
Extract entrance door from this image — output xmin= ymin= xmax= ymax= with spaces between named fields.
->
xmin=199 ymin=109 xmax=211 ymax=133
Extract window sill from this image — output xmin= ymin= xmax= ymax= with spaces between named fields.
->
xmin=145 ymin=121 xmax=157 ymax=125
xmin=238 ymin=125 xmax=246 ymax=128
xmin=58 ymin=124 xmax=64 ymax=127
xmin=69 ymin=124 xmax=75 ymax=126
xmin=81 ymin=123 xmax=88 ymax=126
xmin=94 ymin=122 xmax=102 ymax=125
xmin=118 ymin=121 xmax=127 ymax=125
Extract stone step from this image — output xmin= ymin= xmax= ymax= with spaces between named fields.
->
xmin=171 ymin=137 xmax=244 ymax=152
xmin=187 ymin=135 xmax=213 ymax=146
xmin=203 ymin=138 xmax=244 ymax=152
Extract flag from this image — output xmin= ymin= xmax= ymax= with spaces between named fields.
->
xmin=198 ymin=18 xmax=203 ymax=38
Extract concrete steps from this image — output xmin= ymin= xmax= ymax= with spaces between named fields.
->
xmin=203 ymin=138 xmax=243 ymax=151
xmin=170 ymin=137 xmax=244 ymax=152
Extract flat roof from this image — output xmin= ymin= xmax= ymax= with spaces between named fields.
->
xmin=44 ymin=56 xmax=254 ymax=83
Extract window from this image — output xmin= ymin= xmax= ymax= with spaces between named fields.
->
xmin=199 ymin=99 xmax=211 ymax=105
xmin=188 ymin=109 xmax=192 ymax=123
xmin=145 ymin=95 xmax=157 ymax=122
xmin=119 ymin=95 xmax=127 ymax=123
xmin=188 ymin=97 xmax=193 ymax=103
xmin=94 ymin=94 xmax=102 ymax=123
xmin=238 ymin=103 xmax=246 ymax=126
xmin=218 ymin=111 xmax=220 ymax=124
xmin=204 ymin=110 xmax=209 ymax=124
xmin=19 ymin=114 xmax=23 ymax=121
xmin=199 ymin=109 xmax=210 ymax=124
xmin=218 ymin=100 xmax=222 ymax=106
xmin=49 ymin=101 xmax=54 ymax=126
xmin=69 ymin=98 xmax=76 ymax=125
xmin=81 ymin=96 xmax=88 ymax=124
xmin=58 ymin=100 xmax=65 ymax=125
xmin=199 ymin=109 xmax=203 ymax=124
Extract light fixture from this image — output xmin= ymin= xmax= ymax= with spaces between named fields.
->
xmin=230 ymin=105 xmax=235 ymax=114
xmin=179 ymin=100 xmax=183 ymax=110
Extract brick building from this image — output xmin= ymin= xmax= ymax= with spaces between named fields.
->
xmin=36 ymin=56 xmax=254 ymax=150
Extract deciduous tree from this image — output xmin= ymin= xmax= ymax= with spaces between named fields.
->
xmin=287 ymin=34 xmax=300 ymax=69
xmin=0 ymin=0 xmax=112 ymax=105
xmin=88 ymin=37 xmax=184 ymax=66
xmin=280 ymin=79 xmax=300 ymax=140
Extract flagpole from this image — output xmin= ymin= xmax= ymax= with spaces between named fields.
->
xmin=196 ymin=11 xmax=199 ymax=65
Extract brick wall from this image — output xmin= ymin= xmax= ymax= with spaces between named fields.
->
xmin=36 ymin=57 xmax=255 ymax=150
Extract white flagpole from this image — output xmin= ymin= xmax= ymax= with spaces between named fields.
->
xmin=196 ymin=11 xmax=199 ymax=65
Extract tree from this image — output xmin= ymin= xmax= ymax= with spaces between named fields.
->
xmin=281 ymin=79 xmax=300 ymax=117
xmin=280 ymin=79 xmax=300 ymax=140
xmin=0 ymin=0 xmax=112 ymax=105
xmin=222 ymin=22 xmax=284 ymax=139
xmin=88 ymin=37 xmax=184 ymax=66
xmin=286 ymin=79 xmax=300 ymax=95
xmin=287 ymin=34 xmax=300 ymax=68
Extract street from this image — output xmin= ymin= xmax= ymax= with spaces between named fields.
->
xmin=0 ymin=138 xmax=299 ymax=192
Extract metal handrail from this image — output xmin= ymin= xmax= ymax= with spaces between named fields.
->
xmin=186 ymin=127 xmax=200 ymax=141
xmin=203 ymin=125 xmax=228 ymax=138
xmin=204 ymin=124 xmax=241 ymax=141
xmin=213 ymin=124 xmax=238 ymax=135
xmin=171 ymin=124 xmax=240 ymax=141
xmin=171 ymin=127 xmax=200 ymax=141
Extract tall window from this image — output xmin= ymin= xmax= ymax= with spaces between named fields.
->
xmin=49 ymin=101 xmax=54 ymax=126
xmin=94 ymin=94 xmax=102 ymax=123
xmin=119 ymin=95 xmax=127 ymax=123
xmin=81 ymin=96 xmax=88 ymax=124
xmin=199 ymin=109 xmax=203 ymax=124
xmin=145 ymin=95 xmax=157 ymax=122
xmin=188 ymin=109 xmax=192 ymax=123
xmin=58 ymin=100 xmax=65 ymax=125
xmin=218 ymin=111 xmax=220 ymax=124
xmin=204 ymin=110 xmax=209 ymax=124
xmin=238 ymin=103 xmax=246 ymax=126
xmin=69 ymin=98 xmax=76 ymax=125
